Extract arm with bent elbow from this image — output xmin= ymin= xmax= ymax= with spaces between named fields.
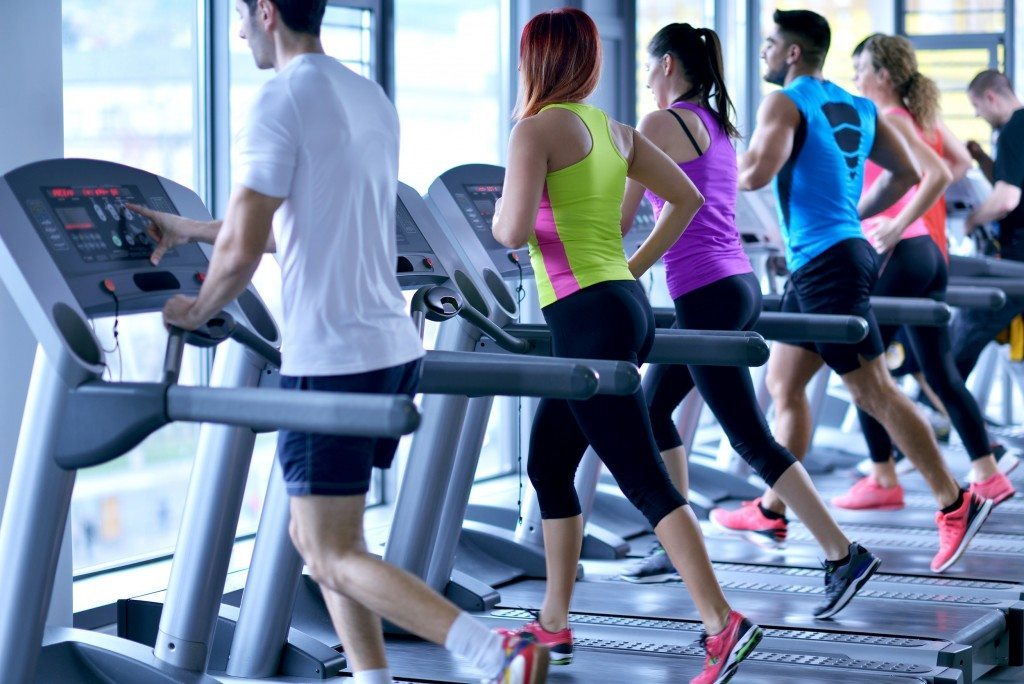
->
xmin=492 ymin=120 xmax=546 ymax=249
xmin=738 ymin=92 xmax=799 ymax=191
xmin=626 ymin=129 xmax=704 ymax=278
xmin=859 ymin=114 xmax=921 ymax=220
xmin=966 ymin=181 xmax=1023 ymax=233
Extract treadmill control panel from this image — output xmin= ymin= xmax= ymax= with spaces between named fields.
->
xmin=38 ymin=185 xmax=162 ymax=262
xmin=395 ymin=186 xmax=451 ymax=288
xmin=5 ymin=159 xmax=211 ymax=316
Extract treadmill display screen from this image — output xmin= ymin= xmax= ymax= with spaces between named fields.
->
xmin=454 ymin=184 xmax=502 ymax=237
xmin=41 ymin=185 xmax=156 ymax=262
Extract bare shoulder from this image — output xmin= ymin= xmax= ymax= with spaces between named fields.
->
xmin=607 ymin=117 xmax=636 ymax=160
xmin=758 ymin=90 xmax=799 ymax=120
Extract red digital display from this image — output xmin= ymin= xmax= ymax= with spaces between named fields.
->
xmin=49 ymin=188 xmax=75 ymax=199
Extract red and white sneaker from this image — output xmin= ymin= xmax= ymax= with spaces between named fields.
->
xmin=690 ymin=611 xmax=762 ymax=684
xmin=497 ymin=620 xmax=573 ymax=665
xmin=969 ymin=471 xmax=1016 ymax=506
xmin=931 ymin=492 xmax=994 ymax=573
xmin=485 ymin=633 xmax=550 ymax=684
xmin=709 ymin=498 xmax=787 ymax=548
xmin=831 ymin=476 xmax=905 ymax=511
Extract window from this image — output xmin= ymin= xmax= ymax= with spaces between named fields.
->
xmin=899 ymin=1 xmax=1011 ymax=154
xmin=635 ymin=1 xmax=714 ymax=121
xmin=394 ymin=1 xmax=507 ymax=192
xmin=63 ymin=0 xmax=202 ymax=573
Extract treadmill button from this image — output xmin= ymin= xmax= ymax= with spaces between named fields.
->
xmin=422 ymin=257 xmax=434 ymax=270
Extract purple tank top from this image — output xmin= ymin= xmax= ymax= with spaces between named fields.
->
xmin=643 ymin=102 xmax=752 ymax=299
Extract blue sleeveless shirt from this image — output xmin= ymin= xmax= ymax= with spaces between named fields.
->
xmin=773 ymin=76 xmax=877 ymax=272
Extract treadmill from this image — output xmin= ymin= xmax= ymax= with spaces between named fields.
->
xmin=0 ymin=158 xmax=422 ymax=683
xmin=114 ymin=180 xmax=642 ymax=680
xmin=214 ymin=174 xmax=967 ymax=683
xmin=416 ymin=163 xmax=1023 ymax=684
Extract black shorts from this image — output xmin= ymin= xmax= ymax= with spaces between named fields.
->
xmin=276 ymin=359 xmax=422 ymax=496
xmin=780 ymin=237 xmax=884 ymax=375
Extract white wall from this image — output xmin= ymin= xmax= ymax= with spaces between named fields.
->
xmin=0 ymin=0 xmax=67 ymax=623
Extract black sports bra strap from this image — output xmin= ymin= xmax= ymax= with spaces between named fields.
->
xmin=667 ymin=108 xmax=703 ymax=157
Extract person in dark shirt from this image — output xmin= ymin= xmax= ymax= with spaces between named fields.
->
xmin=948 ymin=70 xmax=1024 ymax=379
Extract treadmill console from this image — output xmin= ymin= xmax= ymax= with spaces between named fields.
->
xmin=5 ymin=159 xmax=211 ymax=317
xmin=395 ymin=185 xmax=451 ymax=287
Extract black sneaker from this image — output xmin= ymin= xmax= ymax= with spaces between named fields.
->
xmin=619 ymin=549 xmax=678 ymax=584
xmin=813 ymin=542 xmax=881 ymax=619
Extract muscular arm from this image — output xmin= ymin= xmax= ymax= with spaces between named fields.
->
xmin=966 ymin=181 xmax=1022 ymax=229
xmin=492 ymin=119 xmax=547 ymax=249
xmin=626 ymin=129 xmax=703 ymax=278
xmin=858 ymin=114 xmax=921 ymax=219
xmin=738 ymin=92 xmax=800 ymax=190
xmin=967 ymin=141 xmax=995 ymax=183
xmin=179 ymin=186 xmax=283 ymax=327
xmin=937 ymin=120 xmax=972 ymax=182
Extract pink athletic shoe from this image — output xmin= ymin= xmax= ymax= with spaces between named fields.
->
xmin=969 ymin=471 xmax=1016 ymax=506
xmin=497 ymin=619 xmax=573 ymax=665
xmin=690 ymin=611 xmax=762 ymax=684
xmin=831 ymin=476 xmax=905 ymax=511
xmin=931 ymin=492 xmax=993 ymax=573
xmin=709 ymin=498 xmax=787 ymax=548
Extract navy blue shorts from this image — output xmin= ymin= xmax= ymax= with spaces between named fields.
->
xmin=780 ymin=237 xmax=885 ymax=375
xmin=276 ymin=359 xmax=421 ymax=496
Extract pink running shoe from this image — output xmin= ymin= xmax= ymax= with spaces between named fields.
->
xmin=931 ymin=492 xmax=994 ymax=573
xmin=486 ymin=633 xmax=550 ymax=684
xmin=831 ymin=476 xmax=905 ymax=511
xmin=497 ymin=620 xmax=573 ymax=665
xmin=969 ymin=471 xmax=1016 ymax=506
xmin=690 ymin=611 xmax=762 ymax=684
xmin=709 ymin=498 xmax=787 ymax=548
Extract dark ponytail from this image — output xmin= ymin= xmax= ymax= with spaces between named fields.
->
xmin=648 ymin=23 xmax=741 ymax=139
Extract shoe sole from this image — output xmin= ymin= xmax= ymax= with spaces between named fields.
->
xmin=932 ymin=498 xmax=995 ymax=573
xmin=549 ymin=649 xmax=573 ymax=666
xmin=813 ymin=555 xmax=882 ymax=620
xmin=709 ymin=516 xmax=786 ymax=550
xmin=619 ymin=572 xmax=680 ymax=584
xmin=714 ymin=624 xmax=763 ymax=684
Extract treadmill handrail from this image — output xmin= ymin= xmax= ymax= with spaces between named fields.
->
xmin=166 ymin=385 xmax=420 ymax=437
xmin=761 ymin=294 xmax=951 ymax=326
xmin=945 ymin=285 xmax=1007 ymax=311
xmin=652 ymin=307 xmax=869 ymax=343
xmin=949 ymin=276 xmax=1024 ymax=298
xmin=420 ymin=350 xmax=638 ymax=397
xmin=949 ymin=254 xmax=1024 ymax=279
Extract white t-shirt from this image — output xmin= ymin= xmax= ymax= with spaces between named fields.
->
xmin=236 ymin=53 xmax=424 ymax=376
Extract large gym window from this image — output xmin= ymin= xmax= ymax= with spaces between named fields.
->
xmin=62 ymin=0 xmax=203 ymax=573
xmin=394 ymin=0 xmax=507 ymax=192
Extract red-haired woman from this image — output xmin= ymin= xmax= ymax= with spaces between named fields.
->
xmin=491 ymin=9 xmax=760 ymax=683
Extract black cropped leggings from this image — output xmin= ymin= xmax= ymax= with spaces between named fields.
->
xmin=861 ymin=236 xmax=991 ymax=462
xmin=645 ymin=272 xmax=797 ymax=486
xmin=528 ymin=279 xmax=687 ymax=528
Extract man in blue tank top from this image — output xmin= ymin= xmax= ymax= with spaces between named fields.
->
xmin=728 ymin=8 xmax=992 ymax=574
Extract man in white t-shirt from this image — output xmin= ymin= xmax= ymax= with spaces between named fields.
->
xmin=129 ymin=1 xmax=548 ymax=682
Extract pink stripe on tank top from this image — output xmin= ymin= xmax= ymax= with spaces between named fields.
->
xmin=534 ymin=188 xmax=581 ymax=299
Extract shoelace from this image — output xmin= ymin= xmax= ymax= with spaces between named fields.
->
xmin=936 ymin=510 xmax=964 ymax=546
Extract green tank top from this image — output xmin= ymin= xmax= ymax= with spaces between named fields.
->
xmin=527 ymin=102 xmax=635 ymax=307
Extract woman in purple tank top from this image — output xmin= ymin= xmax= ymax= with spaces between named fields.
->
xmin=621 ymin=24 xmax=877 ymax=619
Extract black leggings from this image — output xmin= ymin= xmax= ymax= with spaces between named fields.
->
xmin=528 ymin=280 xmax=687 ymax=528
xmin=861 ymin=236 xmax=991 ymax=462
xmin=645 ymin=273 xmax=797 ymax=486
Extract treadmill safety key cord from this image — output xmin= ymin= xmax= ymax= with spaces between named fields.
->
xmin=99 ymin=278 xmax=123 ymax=381
xmin=507 ymin=250 xmax=528 ymax=526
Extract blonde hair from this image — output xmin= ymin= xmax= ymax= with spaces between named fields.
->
xmin=864 ymin=34 xmax=940 ymax=131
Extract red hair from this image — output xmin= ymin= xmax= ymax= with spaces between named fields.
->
xmin=513 ymin=8 xmax=602 ymax=120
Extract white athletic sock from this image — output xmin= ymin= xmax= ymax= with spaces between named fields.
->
xmin=444 ymin=612 xmax=506 ymax=678
xmin=353 ymin=668 xmax=393 ymax=684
